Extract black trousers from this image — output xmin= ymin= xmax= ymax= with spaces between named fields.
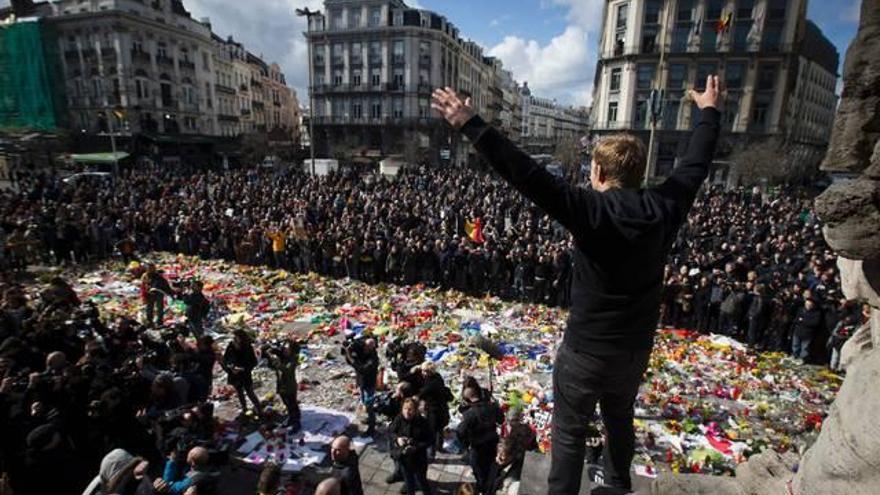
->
xmin=469 ymin=444 xmax=497 ymax=494
xmin=549 ymin=342 xmax=651 ymax=493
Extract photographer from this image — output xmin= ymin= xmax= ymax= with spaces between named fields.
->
xmin=221 ymin=329 xmax=261 ymax=418
xmin=343 ymin=337 xmax=378 ymax=435
xmin=264 ymin=339 xmax=301 ymax=431
xmin=389 ymin=398 xmax=432 ymax=495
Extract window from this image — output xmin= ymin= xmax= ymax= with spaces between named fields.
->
xmin=369 ymin=41 xmax=381 ymax=64
xmin=419 ymin=70 xmax=429 ymax=85
xmin=668 ymin=63 xmax=687 ymax=89
xmin=752 ymin=94 xmax=771 ymax=130
xmin=205 ymin=82 xmax=212 ymax=108
xmin=737 ymin=0 xmax=755 ymax=19
xmin=757 ymin=64 xmax=778 ymax=90
xmin=393 ymin=70 xmax=404 ymax=89
xmin=607 ymin=101 xmax=618 ymax=123
xmin=724 ymin=95 xmax=740 ymax=129
xmin=767 ymin=0 xmax=786 ymax=20
xmin=93 ymin=78 xmax=103 ymax=98
xmin=352 ymin=69 xmax=362 ymax=87
xmin=351 ymin=42 xmax=362 ymax=65
xmin=392 ymin=10 xmax=403 ymax=26
xmin=707 ymin=0 xmax=725 ymax=19
xmin=637 ymin=63 xmax=656 ymax=89
xmin=314 ymin=45 xmax=325 ymax=65
xmin=392 ymin=97 xmax=403 ymax=118
xmin=351 ymin=9 xmax=361 ymax=28
xmin=701 ymin=22 xmax=717 ymax=52
xmin=419 ymin=98 xmax=429 ymax=118
xmin=160 ymin=82 xmax=172 ymax=107
xmin=352 ymin=101 xmax=363 ymax=119
xmin=330 ymin=9 xmax=344 ymax=29
xmin=202 ymin=51 xmax=209 ymax=70
xmin=332 ymin=43 xmax=344 ymax=65
xmin=733 ymin=21 xmax=750 ymax=50
xmin=616 ymin=3 xmax=628 ymax=29
xmin=663 ymin=98 xmax=681 ymax=130
xmin=642 ymin=25 xmax=658 ymax=53
xmin=634 ymin=95 xmax=648 ymax=129
xmin=608 ymin=68 xmax=622 ymax=92
xmin=332 ymin=98 xmax=346 ymax=117
xmin=644 ymin=0 xmax=661 ymax=24
xmin=696 ymin=63 xmax=717 ymax=89
xmin=157 ymin=41 xmax=167 ymax=58
xmin=725 ymin=62 xmax=746 ymax=89
xmin=677 ymin=0 xmax=694 ymax=21
xmin=315 ymin=73 xmax=325 ymax=86
xmin=392 ymin=40 xmax=404 ymax=64
xmin=333 ymin=70 xmax=343 ymax=86
xmin=371 ymin=68 xmax=381 ymax=87
xmin=369 ymin=7 xmax=382 ymax=27
xmin=370 ymin=99 xmax=382 ymax=118
xmin=672 ymin=25 xmax=690 ymax=51
xmin=136 ymin=79 xmax=148 ymax=99
xmin=762 ymin=24 xmax=783 ymax=51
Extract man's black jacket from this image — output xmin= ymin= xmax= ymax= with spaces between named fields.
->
xmin=457 ymin=399 xmax=503 ymax=450
xmin=461 ymin=108 xmax=720 ymax=353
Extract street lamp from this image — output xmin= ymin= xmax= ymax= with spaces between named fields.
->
xmin=296 ymin=7 xmax=321 ymax=175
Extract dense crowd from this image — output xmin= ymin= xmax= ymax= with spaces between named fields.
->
xmin=1 ymin=165 xmax=864 ymax=366
xmin=0 ymin=272 xmax=529 ymax=495
xmin=0 ymin=163 xmax=868 ymax=495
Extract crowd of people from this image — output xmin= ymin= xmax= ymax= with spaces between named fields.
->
xmin=0 ymin=268 xmax=533 ymax=495
xmin=0 ymin=156 xmax=867 ymax=495
xmin=0 ymin=165 xmax=863 ymax=368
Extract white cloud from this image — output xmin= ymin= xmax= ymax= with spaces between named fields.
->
xmin=489 ymin=0 xmax=603 ymax=107
xmin=185 ymin=0 xmax=322 ymax=104
xmin=490 ymin=18 xmax=500 ymax=27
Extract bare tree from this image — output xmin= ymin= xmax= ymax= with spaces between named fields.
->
xmin=554 ymin=136 xmax=584 ymax=183
xmin=328 ymin=132 xmax=359 ymax=162
xmin=728 ymin=137 xmax=794 ymax=186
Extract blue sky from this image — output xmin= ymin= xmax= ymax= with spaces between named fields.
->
xmin=1 ymin=0 xmax=861 ymax=105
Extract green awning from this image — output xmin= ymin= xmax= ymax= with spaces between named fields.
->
xmin=71 ymin=152 xmax=129 ymax=164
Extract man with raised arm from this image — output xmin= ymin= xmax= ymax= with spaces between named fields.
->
xmin=432 ymin=76 xmax=722 ymax=494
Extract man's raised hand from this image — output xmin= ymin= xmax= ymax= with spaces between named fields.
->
xmin=689 ymin=75 xmax=721 ymax=110
xmin=431 ymin=87 xmax=475 ymax=129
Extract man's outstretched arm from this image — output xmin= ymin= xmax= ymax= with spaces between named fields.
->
xmin=656 ymin=75 xmax=722 ymax=218
xmin=431 ymin=88 xmax=603 ymax=240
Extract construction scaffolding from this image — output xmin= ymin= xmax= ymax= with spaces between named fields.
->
xmin=0 ymin=18 xmax=67 ymax=131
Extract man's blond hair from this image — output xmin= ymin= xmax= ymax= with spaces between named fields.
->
xmin=592 ymin=134 xmax=647 ymax=188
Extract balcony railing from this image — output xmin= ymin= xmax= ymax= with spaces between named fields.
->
xmin=369 ymin=56 xmax=382 ymax=65
xmin=179 ymin=60 xmax=195 ymax=70
xmin=389 ymin=82 xmax=405 ymax=92
xmin=215 ymin=84 xmax=236 ymax=95
xmin=156 ymin=55 xmax=174 ymax=66
xmin=351 ymin=57 xmax=363 ymax=67
xmin=419 ymin=55 xmax=431 ymax=67
xmin=332 ymin=57 xmax=344 ymax=66
xmin=392 ymin=54 xmax=405 ymax=65
xmin=417 ymin=83 xmax=432 ymax=94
